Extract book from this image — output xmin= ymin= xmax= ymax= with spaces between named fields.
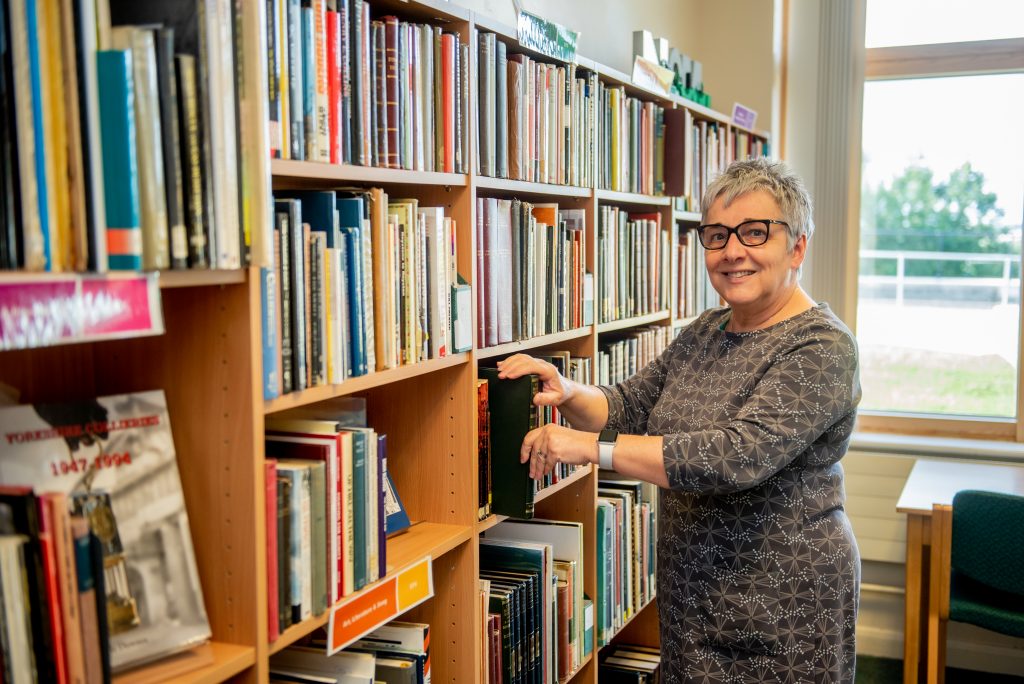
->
xmin=476 ymin=367 xmax=538 ymax=518
xmin=0 ymin=533 xmax=33 ymax=683
xmin=96 ymin=49 xmax=142 ymax=271
xmin=0 ymin=391 xmax=211 ymax=673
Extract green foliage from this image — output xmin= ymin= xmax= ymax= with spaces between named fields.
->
xmin=861 ymin=163 xmax=1019 ymax=278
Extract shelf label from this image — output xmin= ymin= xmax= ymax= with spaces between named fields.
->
xmin=0 ymin=273 xmax=163 ymax=350
xmin=327 ymin=556 xmax=434 ymax=655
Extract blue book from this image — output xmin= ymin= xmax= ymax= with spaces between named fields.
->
xmin=377 ymin=434 xmax=390 ymax=578
xmin=337 ymin=197 xmax=366 ymax=376
xmin=96 ymin=50 xmax=142 ymax=271
xmin=261 ymin=266 xmax=279 ymax=400
xmin=301 ymin=6 xmax=315 ymax=161
xmin=24 ymin=0 xmax=50 ymax=269
xmin=283 ymin=192 xmax=339 ymax=246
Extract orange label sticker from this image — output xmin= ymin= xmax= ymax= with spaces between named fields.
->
xmin=396 ymin=557 xmax=433 ymax=611
xmin=328 ymin=577 xmax=397 ymax=654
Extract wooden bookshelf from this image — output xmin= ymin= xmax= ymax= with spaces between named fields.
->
xmin=597 ymin=310 xmax=672 ymax=334
xmin=0 ymin=1 xmax=769 ymax=681
xmin=474 ymin=175 xmax=592 ymax=199
xmin=673 ymin=210 xmax=702 ymax=223
xmin=595 ymin=188 xmax=672 ymax=206
xmin=268 ymin=522 xmax=472 ymax=655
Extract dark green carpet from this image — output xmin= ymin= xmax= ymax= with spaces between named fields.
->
xmin=856 ymin=655 xmax=1024 ymax=683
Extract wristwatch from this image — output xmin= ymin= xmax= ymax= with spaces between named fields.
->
xmin=597 ymin=429 xmax=618 ymax=470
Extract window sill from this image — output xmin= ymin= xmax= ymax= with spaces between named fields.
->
xmin=851 ymin=431 xmax=1024 ymax=463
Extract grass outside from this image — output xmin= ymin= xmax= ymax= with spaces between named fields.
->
xmin=860 ymin=346 xmax=1016 ymax=417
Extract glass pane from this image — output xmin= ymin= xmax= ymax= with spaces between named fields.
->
xmin=866 ymin=0 xmax=1024 ymax=47
xmin=858 ymin=75 xmax=1023 ymax=418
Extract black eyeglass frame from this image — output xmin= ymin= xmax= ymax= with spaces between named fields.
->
xmin=696 ymin=219 xmax=790 ymax=250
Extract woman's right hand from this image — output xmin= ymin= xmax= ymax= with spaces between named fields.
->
xmin=495 ymin=354 xmax=572 ymax=407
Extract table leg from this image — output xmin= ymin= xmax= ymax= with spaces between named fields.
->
xmin=904 ymin=514 xmax=929 ymax=684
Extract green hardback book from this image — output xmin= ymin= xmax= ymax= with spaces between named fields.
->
xmin=307 ymin=460 xmax=327 ymax=616
xmin=477 ymin=367 xmax=539 ymax=518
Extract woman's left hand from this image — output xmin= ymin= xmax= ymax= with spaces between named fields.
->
xmin=520 ymin=424 xmax=597 ymax=480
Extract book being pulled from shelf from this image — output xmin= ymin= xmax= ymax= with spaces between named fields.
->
xmin=0 ymin=390 xmax=212 ymax=674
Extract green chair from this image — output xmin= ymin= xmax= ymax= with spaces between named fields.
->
xmin=927 ymin=489 xmax=1024 ymax=684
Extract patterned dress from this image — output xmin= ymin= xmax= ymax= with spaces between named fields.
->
xmin=599 ymin=303 xmax=861 ymax=683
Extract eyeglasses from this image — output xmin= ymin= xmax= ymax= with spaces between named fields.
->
xmin=696 ymin=219 xmax=789 ymax=250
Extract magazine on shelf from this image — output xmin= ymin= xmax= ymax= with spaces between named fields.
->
xmin=0 ymin=390 xmax=211 ymax=673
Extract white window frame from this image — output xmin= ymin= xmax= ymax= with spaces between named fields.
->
xmin=856 ymin=37 xmax=1024 ymax=442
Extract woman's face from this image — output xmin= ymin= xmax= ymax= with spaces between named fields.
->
xmin=703 ymin=189 xmax=806 ymax=314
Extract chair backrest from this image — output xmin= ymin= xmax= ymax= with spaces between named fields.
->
xmin=951 ymin=489 xmax=1024 ymax=597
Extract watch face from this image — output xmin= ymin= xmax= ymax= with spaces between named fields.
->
xmin=599 ymin=429 xmax=618 ymax=444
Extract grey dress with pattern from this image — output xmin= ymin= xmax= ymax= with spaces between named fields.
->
xmin=599 ymin=303 xmax=861 ymax=683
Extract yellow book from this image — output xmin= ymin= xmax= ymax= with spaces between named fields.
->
xmin=40 ymin=0 xmax=68 ymax=271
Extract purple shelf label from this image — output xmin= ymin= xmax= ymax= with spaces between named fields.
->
xmin=732 ymin=103 xmax=757 ymax=130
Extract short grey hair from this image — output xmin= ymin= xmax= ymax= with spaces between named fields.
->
xmin=700 ymin=158 xmax=814 ymax=249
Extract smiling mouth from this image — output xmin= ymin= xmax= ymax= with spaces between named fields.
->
xmin=723 ymin=270 xmax=756 ymax=279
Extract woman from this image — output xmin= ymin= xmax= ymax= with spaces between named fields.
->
xmin=496 ymin=158 xmax=861 ymax=682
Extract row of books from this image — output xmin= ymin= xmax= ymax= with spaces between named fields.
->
xmin=597 ymin=86 xmax=667 ymax=197
xmin=478 ymin=356 xmax=590 ymax=520
xmin=0 ymin=391 xmax=211 ymax=682
xmin=267 ymin=0 xmax=470 ymax=176
xmin=476 ymin=33 xmax=599 ymax=187
xmin=476 ymin=198 xmax=588 ymax=349
xmin=597 ymin=325 xmax=676 ymax=386
xmin=598 ymin=643 xmax=662 ymax=683
xmin=1 ymin=0 xmax=248 ymax=272
xmin=480 ymin=519 xmax=590 ymax=684
xmin=264 ymin=398 xmax=402 ymax=642
xmin=680 ymin=113 xmax=730 ymax=214
xmin=262 ymin=190 xmax=462 ymax=400
xmin=270 ymin=620 xmax=431 ymax=683
xmin=597 ymin=206 xmax=670 ymax=324
xmin=596 ymin=475 xmax=657 ymax=648
xmin=674 ymin=229 xmax=720 ymax=320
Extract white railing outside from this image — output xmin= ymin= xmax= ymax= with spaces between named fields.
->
xmin=859 ymin=249 xmax=1020 ymax=305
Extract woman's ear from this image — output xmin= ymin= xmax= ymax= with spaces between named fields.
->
xmin=789 ymin=234 xmax=808 ymax=270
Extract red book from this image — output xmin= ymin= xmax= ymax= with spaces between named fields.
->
xmin=441 ymin=33 xmax=455 ymax=174
xmin=326 ymin=11 xmax=342 ymax=164
xmin=265 ymin=460 xmax=279 ymax=642
xmin=36 ymin=496 xmax=69 ymax=684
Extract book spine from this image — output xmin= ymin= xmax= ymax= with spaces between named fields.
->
xmin=174 ymin=55 xmax=208 ymax=268
xmin=373 ymin=22 xmax=388 ymax=169
xmin=300 ymin=5 xmax=316 ymax=161
xmin=313 ymin=0 xmax=329 ymax=162
xmin=70 ymin=516 xmax=103 ymax=684
xmin=326 ymin=10 xmax=340 ymax=163
xmin=96 ymin=50 xmax=142 ymax=270
xmin=494 ymin=40 xmax=506 ymax=179
xmin=376 ymin=434 xmax=387 ymax=581
xmin=153 ymin=28 xmax=188 ymax=269
xmin=261 ymin=260 xmax=280 ymax=399
xmin=348 ymin=0 xmax=364 ymax=165
xmin=266 ymin=0 xmax=282 ymax=158
xmin=289 ymin=202 xmax=307 ymax=391
xmin=35 ymin=495 xmax=69 ymax=684
xmin=308 ymin=462 xmax=327 ymax=615
xmin=382 ymin=16 xmax=398 ymax=169
xmin=286 ymin=0 xmax=303 ymax=159
xmin=276 ymin=475 xmax=292 ymax=632
xmin=349 ymin=431 xmax=367 ymax=591
xmin=276 ymin=212 xmax=293 ymax=392
xmin=265 ymin=460 xmax=280 ymax=642
xmin=343 ymin=222 xmax=366 ymax=376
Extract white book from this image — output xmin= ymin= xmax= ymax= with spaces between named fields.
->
xmin=0 ymin=536 xmax=33 ymax=684
xmin=419 ymin=207 xmax=448 ymax=358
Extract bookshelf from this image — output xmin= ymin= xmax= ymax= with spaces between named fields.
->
xmin=0 ymin=1 xmax=768 ymax=682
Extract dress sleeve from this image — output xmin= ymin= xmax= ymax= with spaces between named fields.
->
xmin=597 ymin=335 xmax=679 ymax=435
xmin=662 ymin=328 xmax=860 ymax=494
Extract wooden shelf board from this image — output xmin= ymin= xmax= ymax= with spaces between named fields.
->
xmin=475 ymin=328 xmax=591 ymax=360
xmin=370 ymin=0 xmax=470 ymax=22
xmin=603 ymin=595 xmax=658 ymax=648
xmin=158 ymin=269 xmax=247 ymax=289
xmin=591 ymin=62 xmax=675 ymax=104
xmin=596 ymin=311 xmax=671 ymax=334
xmin=271 ymin=159 xmax=467 ymax=187
xmin=269 ymin=522 xmax=472 ymax=655
xmin=671 ymin=316 xmax=699 ymax=328
xmin=673 ymin=210 xmax=701 ymax=223
xmin=476 ymin=514 xmax=503 ymax=534
xmin=473 ymin=175 xmax=592 ymax=199
xmin=594 ymin=189 xmax=671 ymax=206
xmin=561 ymin=652 xmax=595 ymax=684
xmin=264 ymin=353 xmax=470 ymax=414
xmin=534 ymin=464 xmax=594 ymax=506
xmin=113 ymin=642 xmax=255 ymax=684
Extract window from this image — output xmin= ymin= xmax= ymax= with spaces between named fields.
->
xmin=858 ymin=4 xmax=1024 ymax=438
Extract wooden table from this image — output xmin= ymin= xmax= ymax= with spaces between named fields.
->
xmin=896 ymin=459 xmax=1024 ymax=684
